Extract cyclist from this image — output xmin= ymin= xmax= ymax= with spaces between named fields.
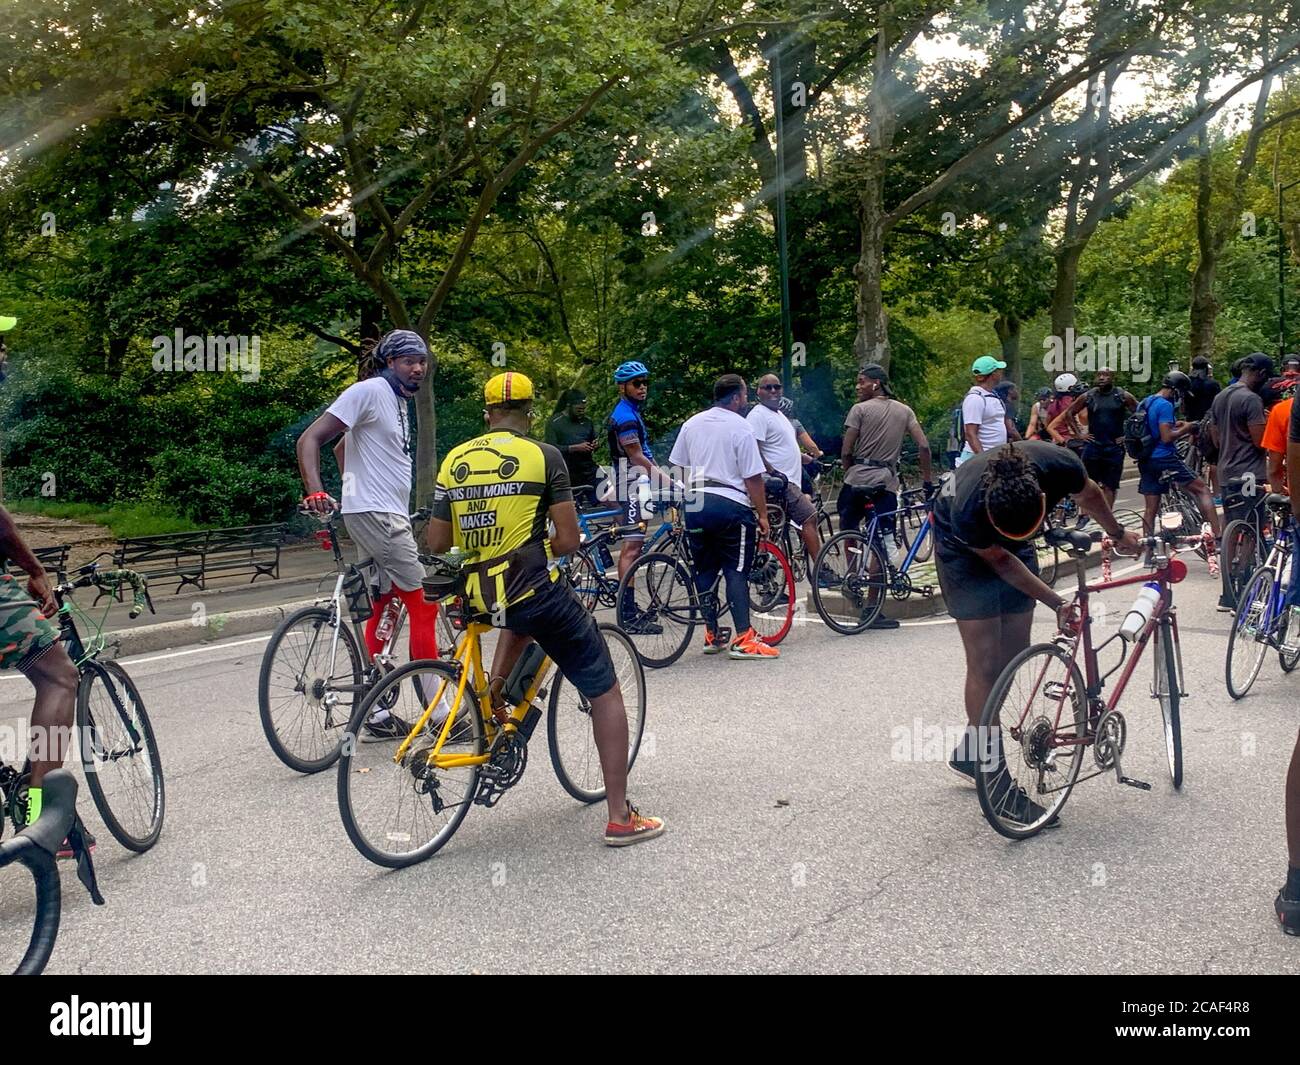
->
xmin=957 ymin=355 xmax=1018 ymax=465
xmin=605 ymin=361 xmax=673 ymax=633
xmin=994 ymin=380 xmax=1021 ymax=436
xmin=1046 ymin=367 xmax=1136 ymax=509
xmin=1025 ymin=387 xmax=1055 ymax=442
xmin=1044 ymin=372 xmax=1089 ymax=456
xmin=1263 ymin=386 xmax=1294 ymax=495
xmin=1282 ymin=400 xmax=1300 ymax=933
xmin=1135 ymin=370 xmax=1219 ymax=550
xmin=296 ymin=329 xmax=442 ymax=740
xmin=544 ymin=388 xmax=599 ymax=504
xmin=749 ymin=374 xmax=821 ymax=570
xmin=0 ymin=507 xmax=82 ymax=850
xmin=839 ymin=364 xmax=934 ymax=630
xmin=934 ymin=441 xmax=1141 ymax=822
xmin=778 ymin=396 xmax=825 ymax=494
xmin=429 ymin=372 xmax=664 ymax=846
xmin=1183 ymin=356 xmax=1222 ymax=489
xmin=669 ymin=374 xmax=776 ymax=659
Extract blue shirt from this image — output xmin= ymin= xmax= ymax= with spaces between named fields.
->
xmin=606 ymin=397 xmax=653 ymax=463
xmin=1146 ymin=395 xmax=1177 ymax=460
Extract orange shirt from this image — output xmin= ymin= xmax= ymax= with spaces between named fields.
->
xmin=1261 ymin=397 xmax=1293 ymax=492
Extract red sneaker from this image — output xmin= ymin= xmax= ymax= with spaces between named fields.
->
xmin=728 ymin=627 xmax=779 ymax=660
xmin=604 ymin=802 xmax=665 ymax=847
xmin=702 ymin=626 xmax=731 ymax=655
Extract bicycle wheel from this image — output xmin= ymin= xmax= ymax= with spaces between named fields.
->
xmin=1220 ymin=519 xmax=1260 ymax=606
xmin=0 ymin=840 xmax=60 ymax=975
xmin=259 ymin=605 xmax=364 ymax=774
xmin=785 ymin=525 xmax=808 ymax=584
xmin=1112 ymin=508 xmax=1145 ymax=534
xmin=1279 ymin=605 xmax=1300 ymax=673
xmin=901 ymin=508 xmax=934 ymax=563
xmin=566 ymin=549 xmax=603 ymax=612
xmin=1153 ymin=617 xmax=1183 ymax=788
xmin=1038 ymin=543 xmax=1063 ymax=588
xmin=548 ymin=624 xmax=646 ymax=803
xmin=748 ymin=540 xmax=796 ymax=645
xmin=1225 ymin=565 xmax=1275 ymax=700
xmin=810 ymin=530 xmax=887 ymax=635
xmin=615 ymin=552 xmax=696 ymax=668
xmin=975 ymin=643 xmax=1086 ymax=840
xmin=77 ymin=660 xmax=164 ymax=852
xmin=337 ymin=660 xmax=483 ymax=868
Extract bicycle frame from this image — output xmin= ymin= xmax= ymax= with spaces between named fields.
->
xmin=856 ymin=500 xmax=932 ymax=575
xmin=395 ymin=620 xmax=552 ymax=771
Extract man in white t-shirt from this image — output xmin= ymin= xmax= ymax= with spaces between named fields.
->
xmin=669 ymin=374 xmax=777 ymax=659
xmin=957 ymin=354 xmax=1019 ymax=466
xmin=296 ymin=329 xmax=442 ymax=739
xmin=747 ymin=373 xmax=821 ymax=565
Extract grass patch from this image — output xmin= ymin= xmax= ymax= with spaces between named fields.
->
xmin=7 ymin=499 xmax=201 ymax=538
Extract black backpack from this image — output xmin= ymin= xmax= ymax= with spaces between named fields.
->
xmin=1123 ymin=397 xmax=1156 ymax=461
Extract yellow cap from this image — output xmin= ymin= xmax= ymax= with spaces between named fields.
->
xmin=484 ymin=371 xmax=534 ymax=405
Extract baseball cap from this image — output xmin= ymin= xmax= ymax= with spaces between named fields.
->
xmin=860 ymin=363 xmax=888 ymax=381
xmin=1191 ymin=355 xmax=1211 ymax=369
xmin=484 ymin=371 xmax=534 ymax=405
xmin=0 ymin=316 xmax=16 ymax=332
xmin=971 ymin=355 xmax=1007 ymax=375
xmin=1240 ymin=352 xmax=1275 ymax=376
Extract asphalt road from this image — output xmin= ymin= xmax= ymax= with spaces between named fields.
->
xmin=5 ymin=529 xmax=1298 ymax=975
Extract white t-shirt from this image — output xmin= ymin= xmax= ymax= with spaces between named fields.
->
xmin=670 ymin=406 xmax=765 ymax=506
xmin=961 ymin=386 xmax=1008 ymax=452
xmin=326 ymin=377 xmax=413 ymax=516
xmin=746 ymin=402 xmax=802 ymax=483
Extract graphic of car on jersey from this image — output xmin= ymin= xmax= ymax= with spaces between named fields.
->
xmin=451 ymin=445 xmax=520 ymax=484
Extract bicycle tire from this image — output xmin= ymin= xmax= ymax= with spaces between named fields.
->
xmin=810 ymin=530 xmax=887 ymax=635
xmin=615 ymin=552 xmax=696 ymax=668
xmin=1153 ymin=617 xmax=1183 ymax=789
xmin=1225 ymin=565 xmax=1274 ymax=700
xmin=1220 ymin=519 xmax=1260 ymax=607
xmin=903 ymin=507 xmax=934 ymax=564
xmin=0 ymin=839 xmax=61 ymax=975
xmin=1039 ymin=543 xmax=1063 ymax=588
xmin=975 ymin=643 xmax=1086 ymax=840
xmin=547 ymin=624 xmax=646 ymax=803
xmin=337 ymin=660 xmax=483 ymax=868
xmin=77 ymin=659 xmax=165 ymax=852
xmin=748 ymin=540 xmax=796 ymax=646
xmin=259 ymin=605 xmax=364 ymax=774
xmin=566 ymin=548 xmax=604 ymax=612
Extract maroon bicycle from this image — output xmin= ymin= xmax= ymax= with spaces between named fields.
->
xmin=975 ymin=521 xmax=1215 ymax=840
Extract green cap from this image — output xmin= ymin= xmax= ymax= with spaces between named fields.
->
xmin=971 ymin=354 xmax=1007 ymax=375
xmin=0 ymin=316 xmax=16 ymax=332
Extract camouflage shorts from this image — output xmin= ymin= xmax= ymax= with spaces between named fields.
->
xmin=0 ymin=575 xmax=59 ymax=673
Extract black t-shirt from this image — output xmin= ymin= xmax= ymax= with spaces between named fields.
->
xmin=1291 ymin=389 xmax=1300 ymax=443
xmin=544 ymin=414 xmax=597 ymax=488
xmin=935 ymin=440 xmax=1087 ymax=551
xmin=1182 ymin=374 xmax=1221 ymax=422
xmin=1084 ymin=387 xmax=1131 ymax=444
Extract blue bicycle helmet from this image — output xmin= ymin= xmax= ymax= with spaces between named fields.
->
xmin=614 ymin=360 xmax=649 ymax=383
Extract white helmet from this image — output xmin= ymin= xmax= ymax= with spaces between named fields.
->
xmin=1054 ymin=373 xmax=1078 ymax=392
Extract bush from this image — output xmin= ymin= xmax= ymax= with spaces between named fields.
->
xmin=144 ymin=448 xmax=301 ymax=526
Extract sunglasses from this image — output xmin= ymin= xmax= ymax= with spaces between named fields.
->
xmin=628 ymin=378 xmax=649 ymax=388
xmin=759 ymin=383 xmax=783 ymax=391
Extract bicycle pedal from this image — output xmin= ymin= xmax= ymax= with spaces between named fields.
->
xmin=1119 ymin=776 xmax=1152 ymax=791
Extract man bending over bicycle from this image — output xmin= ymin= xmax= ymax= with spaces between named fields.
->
xmin=0 ymin=508 xmax=81 ymax=840
xmin=1279 ymin=402 xmax=1300 ymax=935
xmin=427 ymin=372 xmax=664 ymax=846
xmin=934 ymin=441 xmax=1140 ymax=822
xmin=296 ymin=330 xmax=442 ymax=741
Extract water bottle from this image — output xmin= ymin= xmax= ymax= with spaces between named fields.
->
xmin=635 ymin=473 xmax=654 ymax=516
xmin=1119 ymin=582 xmax=1162 ymax=641
xmin=374 ymin=597 xmax=403 ymax=643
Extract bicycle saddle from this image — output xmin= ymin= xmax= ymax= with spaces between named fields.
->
xmin=1043 ymin=527 xmax=1093 ymax=554
xmin=1264 ymin=493 xmax=1291 ymax=508
xmin=17 ymin=769 xmax=77 ymax=857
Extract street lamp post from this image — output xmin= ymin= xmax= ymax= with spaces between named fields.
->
xmin=1278 ymin=177 xmax=1300 ymax=359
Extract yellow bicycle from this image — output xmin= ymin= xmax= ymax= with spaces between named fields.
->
xmin=336 ymin=556 xmax=647 ymax=868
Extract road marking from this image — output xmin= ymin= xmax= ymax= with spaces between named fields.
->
xmin=0 ymin=633 xmax=274 ymax=683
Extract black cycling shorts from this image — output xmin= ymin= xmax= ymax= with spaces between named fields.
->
xmin=934 ymin=536 xmax=1040 ymax=621
xmin=1082 ymin=442 xmax=1125 ymax=492
xmin=500 ymin=579 xmax=616 ymax=699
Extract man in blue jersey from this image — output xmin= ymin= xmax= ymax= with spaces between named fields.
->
xmin=1135 ymin=370 xmax=1219 ymax=546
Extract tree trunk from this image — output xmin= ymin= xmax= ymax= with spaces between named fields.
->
xmin=994 ymin=312 xmax=1021 ymax=385
xmin=853 ymin=159 xmax=891 ymax=370
xmin=105 ymin=335 xmax=128 ymax=377
xmin=1189 ymin=139 xmax=1218 ymax=361
xmin=1050 ymin=241 xmax=1085 ymax=343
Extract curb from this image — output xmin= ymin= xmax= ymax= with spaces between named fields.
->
xmin=108 ymin=598 xmax=319 ymax=657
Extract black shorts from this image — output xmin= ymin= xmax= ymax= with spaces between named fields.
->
xmin=837 ymin=483 xmax=897 ymax=534
xmin=934 ymin=536 xmax=1040 ymax=621
xmin=501 ymin=579 xmax=616 ymax=699
xmin=1082 ymin=442 xmax=1125 ymax=491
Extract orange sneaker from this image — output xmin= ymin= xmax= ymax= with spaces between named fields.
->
xmin=702 ymin=626 xmax=731 ymax=654
xmin=729 ymin=627 xmax=779 ymax=659
xmin=604 ymin=802 xmax=666 ymax=847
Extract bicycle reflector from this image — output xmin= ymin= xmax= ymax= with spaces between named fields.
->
xmin=315 ymin=530 xmax=333 ymax=550
xmin=1165 ymin=557 xmax=1188 ymax=584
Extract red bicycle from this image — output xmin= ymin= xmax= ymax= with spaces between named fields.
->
xmin=975 ymin=523 xmax=1214 ymax=839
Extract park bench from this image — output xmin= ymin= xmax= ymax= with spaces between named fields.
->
xmin=106 ymin=523 xmax=287 ymax=596
xmin=4 ymin=544 xmax=70 ymax=582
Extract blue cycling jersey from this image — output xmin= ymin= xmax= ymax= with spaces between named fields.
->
xmin=606 ymin=397 xmax=653 ymax=463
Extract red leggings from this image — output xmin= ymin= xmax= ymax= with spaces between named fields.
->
xmin=363 ymin=585 xmax=441 ymax=661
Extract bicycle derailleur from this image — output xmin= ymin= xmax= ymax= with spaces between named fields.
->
xmin=473 ymin=703 xmax=543 ymax=808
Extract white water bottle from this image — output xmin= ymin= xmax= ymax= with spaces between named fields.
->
xmin=1119 ymin=582 xmax=1162 ymax=641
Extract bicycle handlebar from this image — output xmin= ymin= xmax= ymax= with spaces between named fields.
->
xmin=11 ymin=768 xmax=77 ymax=857
xmin=60 ymin=565 xmax=154 ymax=617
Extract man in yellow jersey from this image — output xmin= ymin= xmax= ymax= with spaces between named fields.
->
xmin=428 ymin=372 xmax=664 ymax=846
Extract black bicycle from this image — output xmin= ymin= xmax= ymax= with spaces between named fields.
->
xmin=0 ymin=769 xmax=102 ymax=975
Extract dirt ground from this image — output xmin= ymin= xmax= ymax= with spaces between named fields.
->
xmin=11 ymin=512 xmax=119 ymax=568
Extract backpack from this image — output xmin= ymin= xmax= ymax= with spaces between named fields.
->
xmin=1123 ymin=397 xmax=1157 ymax=461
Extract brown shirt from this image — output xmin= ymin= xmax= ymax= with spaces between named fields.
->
xmin=843 ymin=397 xmax=920 ymax=492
